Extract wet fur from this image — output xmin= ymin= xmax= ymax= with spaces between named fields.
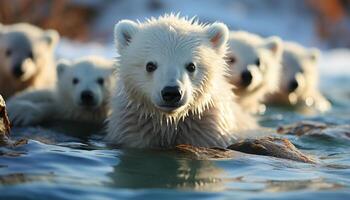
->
xmin=106 ymin=15 xmax=257 ymax=148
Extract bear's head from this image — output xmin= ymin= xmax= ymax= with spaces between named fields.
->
xmin=114 ymin=14 xmax=229 ymax=119
xmin=0 ymin=23 xmax=59 ymax=82
xmin=56 ymin=56 xmax=115 ymax=111
xmin=226 ymin=32 xmax=282 ymax=96
xmin=279 ymin=42 xmax=320 ymax=104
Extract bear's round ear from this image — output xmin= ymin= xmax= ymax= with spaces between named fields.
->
xmin=56 ymin=59 xmax=71 ymax=77
xmin=308 ymin=48 xmax=320 ymax=62
xmin=264 ymin=36 xmax=283 ymax=59
xmin=114 ymin=20 xmax=139 ymax=52
xmin=204 ymin=22 xmax=229 ymax=53
xmin=42 ymin=29 xmax=60 ymax=49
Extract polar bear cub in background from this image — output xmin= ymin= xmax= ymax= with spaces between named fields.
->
xmin=7 ymin=56 xmax=115 ymax=129
xmin=0 ymin=23 xmax=59 ymax=99
xmin=105 ymin=14 xmax=257 ymax=148
xmin=226 ymin=31 xmax=283 ymax=114
xmin=266 ymin=41 xmax=331 ymax=113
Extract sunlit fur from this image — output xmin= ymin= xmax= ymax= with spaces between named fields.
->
xmin=0 ymin=23 xmax=59 ymax=99
xmin=267 ymin=42 xmax=331 ymax=112
xmin=226 ymin=31 xmax=283 ymax=114
xmin=7 ymin=56 xmax=116 ymax=127
xmin=106 ymin=14 xmax=257 ymax=148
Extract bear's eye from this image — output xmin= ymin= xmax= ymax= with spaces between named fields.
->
xmin=227 ymin=56 xmax=236 ymax=64
xmin=186 ymin=62 xmax=196 ymax=73
xmin=27 ymin=51 xmax=34 ymax=59
xmin=72 ymin=77 xmax=79 ymax=85
xmin=255 ymin=58 xmax=260 ymax=66
xmin=97 ymin=77 xmax=104 ymax=85
xmin=5 ymin=49 xmax=12 ymax=57
xmin=146 ymin=62 xmax=157 ymax=72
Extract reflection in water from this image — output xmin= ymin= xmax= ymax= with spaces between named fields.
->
xmin=264 ymin=178 xmax=343 ymax=192
xmin=108 ymin=149 xmax=227 ymax=191
xmin=107 ymin=149 xmax=344 ymax=193
xmin=0 ymin=173 xmax=55 ymax=185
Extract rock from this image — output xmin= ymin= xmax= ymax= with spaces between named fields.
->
xmin=277 ymin=121 xmax=328 ymax=136
xmin=176 ymin=136 xmax=315 ymax=163
xmin=0 ymin=95 xmax=11 ymax=146
xmin=0 ymin=95 xmax=27 ymax=147
xmin=277 ymin=121 xmax=350 ymax=141
xmin=175 ymin=144 xmax=237 ymax=160
xmin=227 ymin=137 xmax=316 ymax=163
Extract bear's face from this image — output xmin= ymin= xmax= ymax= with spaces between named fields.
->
xmin=56 ymin=57 xmax=115 ymax=110
xmin=0 ymin=24 xmax=59 ymax=82
xmin=280 ymin=45 xmax=319 ymax=103
xmin=226 ymin=36 xmax=282 ymax=95
xmin=114 ymin=16 xmax=229 ymax=116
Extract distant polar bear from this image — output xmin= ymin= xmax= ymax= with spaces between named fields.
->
xmin=266 ymin=42 xmax=331 ymax=113
xmin=226 ymin=31 xmax=283 ymax=114
xmin=105 ymin=14 xmax=257 ymax=148
xmin=7 ymin=56 xmax=116 ymax=133
xmin=0 ymin=23 xmax=59 ymax=99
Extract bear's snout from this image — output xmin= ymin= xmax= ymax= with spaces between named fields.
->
xmin=161 ymin=86 xmax=182 ymax=104
xmin=288 ymin=79 xmax=299 ymax=93
xmin=80 ymin=90 xmax=96 ymax=107
xmin=12 ymin=63 xmax=24 ymax=78
xmin=241 ymin=70 xmax=252 ymax=87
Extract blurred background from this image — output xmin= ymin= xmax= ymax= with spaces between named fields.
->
xmin=1 ymin=0 xmax=350 ymax=48
xmin=1 ymin=0 xmax=350 ymax=75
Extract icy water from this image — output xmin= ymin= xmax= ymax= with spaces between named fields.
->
xmin=0 ymin=76 xmax=349 ymax=200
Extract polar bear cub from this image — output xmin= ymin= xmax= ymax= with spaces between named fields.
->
xmin=266 ymin=41 xmax=331 ymax=112
xmin=7 ymin=56 xmax=115 ymax=129
xmin=226 ymin=31 xmax=283 ymax=114
xmin=105 ymin=14 xmax=257 ymax=148
xmin=0 ymin=23 xmax=59 ymax=99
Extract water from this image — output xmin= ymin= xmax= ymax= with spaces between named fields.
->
xmin=0 ymin=76 xmax=349 ymax=200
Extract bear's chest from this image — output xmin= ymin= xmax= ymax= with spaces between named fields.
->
xmin=116 ymin=110 xmax=234 ymax=148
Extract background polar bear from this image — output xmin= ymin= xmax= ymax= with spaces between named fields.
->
xmin=105 ymin=14 xmax=257 ymax=148
xmin=266 ymin=42 xmax=331 ymax=113
xmin=7 ymin=56 xmax=115 ymax=134
xmin=226 ymin=31 xmax=283 ymax=114
xmin=0 ymin=23 xmax=59 ymax=99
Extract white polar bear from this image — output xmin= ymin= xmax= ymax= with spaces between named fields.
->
xmin=105 ymin=14 xmax=257 ymax=148
xmin=226 ymin=31 xmax=283 ymax=114
xmin=266 ymin=42 xmax=331 ymax=113
xmin=0 ymin=23 xmax=59 ymax=99
xmin=7 ymin=56 xmax=116 ymax=132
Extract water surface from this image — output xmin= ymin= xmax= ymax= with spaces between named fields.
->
xmin=0 ymin=76 xmax=349 ymax=200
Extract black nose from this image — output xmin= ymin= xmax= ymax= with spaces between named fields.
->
xmin=288 ymin=79 xmax=299 ymax=92
xmin=161 ymin=86 xmax=182 ymax=104
xmin=241 ymin=70 xmax=252 ymax=87
xmin=80 ymin=90 xmax=95 ymax=106
xmin=12 ymin=64 xmax=24 ymax=78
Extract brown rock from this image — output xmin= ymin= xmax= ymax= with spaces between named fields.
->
xmin=176 ymin=137 xmax=315 ymax=164
xmin=0 ymin=95 xmax=27 ymax=147
xmin=227 ymin=137 xmax=316 ymax=163
xmin=277 ymin=121 xmax=350 ymax=140
xmin=175 ymin=144 xmax=237 ymax=160
xmin=0 ymin=95 xmax=11 ymax=146
xmin=277 ymin=121 xmax=328 ymax=136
